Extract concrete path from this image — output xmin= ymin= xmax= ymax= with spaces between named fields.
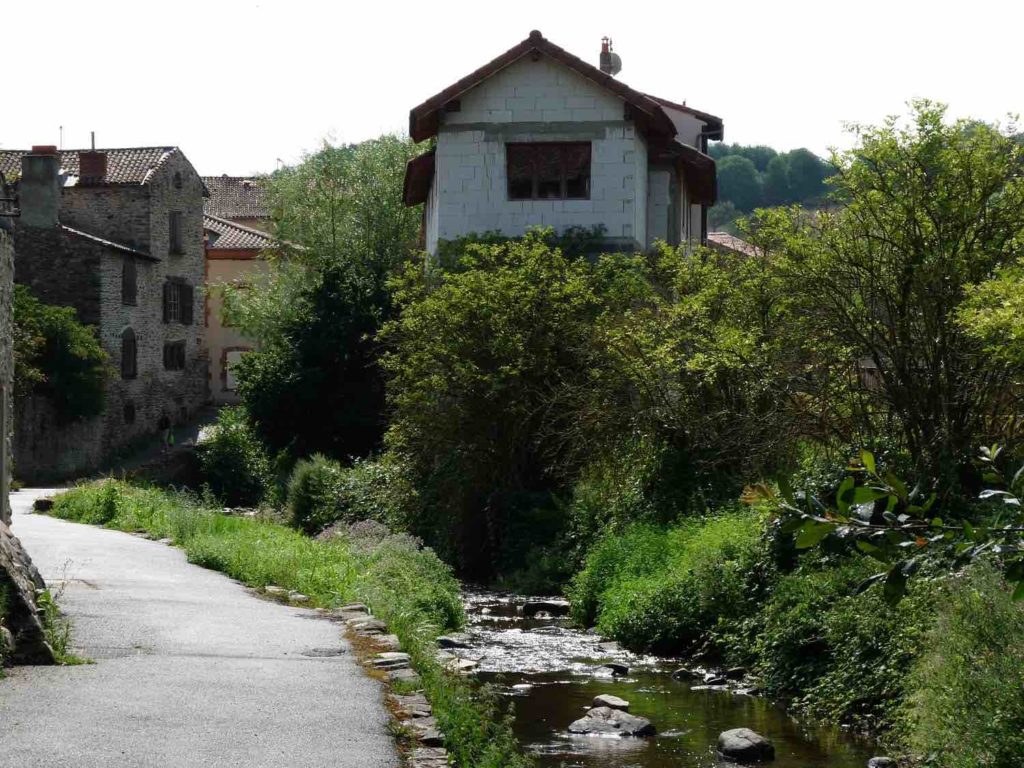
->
xmin=0 ymin=489 xmax=398 ymax=768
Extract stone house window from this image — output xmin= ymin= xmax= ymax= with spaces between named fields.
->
xmin=123 ymin=401 xmax=136 ymax=424
xmin=173 ymin=172 xmax=182 ymax=190
xmin=169 ymin=212 xmax=184 ymax=255
xmin=162 ymin=279 xmax=193 ymax=325
xmin=121 ymin=328 xmax=137 ymax=379
xmin=163 ymin=340 xmax=186 ymax=371
xmin=122 ymin=257 xmax=137 ymax=306
xmin=507 ymin=142 xmax=591 ymax=200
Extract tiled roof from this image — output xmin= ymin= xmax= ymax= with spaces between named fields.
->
xmin=201 ymin=175 xmax=269 ymax=219
xmin=62 ymin=225 xmax=158 ymax=260
xmin=707 ymin=231 xmax=760 ymax=257
xmin=204 ymin=214 xmax=274 ymax=251
xmin=0 ymin=147 xmax=181 ymax=185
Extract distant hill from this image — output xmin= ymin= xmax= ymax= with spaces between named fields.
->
xmin=709 ymin=143 xmax=833 ymax=233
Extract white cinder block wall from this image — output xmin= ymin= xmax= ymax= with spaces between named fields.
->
xmin=427 ymin=56 xmax=649 ymax=253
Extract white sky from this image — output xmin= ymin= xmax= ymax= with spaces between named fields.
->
xmin=3 ymin=0 xmax=1021 ymax=176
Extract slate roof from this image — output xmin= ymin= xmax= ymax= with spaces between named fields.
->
xmin=201 ymin=176 xmax=269 ymax=219
xmin=0 ymin=147 xmax=182 ymax=185
xmin=204 ymin=214 xmax=275 ymax=251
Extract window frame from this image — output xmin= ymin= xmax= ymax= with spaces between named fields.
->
xmin=169 ymin=211 xmax=184 ymax=255
xmin=121 ymin=328 xmax=137 ymax=380
xmin=121 ymin=256 xmax=137 ymax=306
xmin=506 ymin=141 xmax=592 ymax=201
xmin=163 ymin=340 xmax=186 ymax=372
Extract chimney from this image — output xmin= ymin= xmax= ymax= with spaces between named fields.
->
xmin=600 ymin=37 xmax=613 ymax=74
xmin=78 ymin=150 xmax=108 ymax=184
xmin=19 ymin=145 xmax=61 ymax=228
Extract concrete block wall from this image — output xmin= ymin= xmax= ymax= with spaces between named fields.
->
xmin=428 ymin=55 xmax=648 ymax=252
xmin=646 ymin=167 xmax=672 ymax=246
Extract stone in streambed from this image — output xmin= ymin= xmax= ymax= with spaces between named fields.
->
xmin=436 ymin=633 xmax=471 ymax=649
xmin=602 ymin=662 xmax=629 ymax=676
xmin=717 ymin=728 xmax=775 ymax=762
xmin=592 ymin=694 xmax=629 ymax=711
xmin=868 ymin=759 xmax=896 ymax=768
xmin=672 ymin=667 xmax=698 ymax=680
xmin=522 ymin=599 xmax=570 ymax=617
xmin=568 ymin=706 xmax=655 ymax=737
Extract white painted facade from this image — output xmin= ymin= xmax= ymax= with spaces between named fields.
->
xmin=424 ymin=57 xmax=663 ymax=254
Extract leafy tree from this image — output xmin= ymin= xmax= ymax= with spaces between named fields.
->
xmin=785 ymin=147 xmax=828 ymax=202
xmin=759 ymin=101 xmax=1024 ymax=492
xmin=707 ymin=200 xmax=740 ymax=233
xmin=763 ymin=155 xmax=792 ymax=205
xmin=13 ymin=285 xmax=109 ymax=424
xmin=228 ymin=135 xmax=422 ymax=461
xmin=717 ymin=155 xmax=764 ymax=212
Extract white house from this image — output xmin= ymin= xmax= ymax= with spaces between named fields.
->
xmin=403 ymin=30 xmax=723 ymax=254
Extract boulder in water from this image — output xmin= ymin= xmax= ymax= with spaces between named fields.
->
xmin=717 ymin=728 xmax=775 ymax=762
xmin=592 ymin=694 xmax=629 ymax=711
xmin=568 ymin=706 xmax=655 ymax=737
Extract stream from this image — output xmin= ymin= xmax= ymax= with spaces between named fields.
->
xmin=459 ymin=590 xmax=876 ymax=768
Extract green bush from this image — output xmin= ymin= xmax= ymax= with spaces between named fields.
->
xmin=196 ymin=407 xmax=276 ymax=507
xmin=898 ymin=564 xmax=1024 ymax=767
xmin=287 ymin=454 xmax=344 ymax=534
xmin=569 ymin=510 xmax=767 ymax=657
xmin=334 ymin=455 xmax=418 ymax=529
xmin=14 ymin=285 xmax=109 ymax=424
xmin=755 ymin=559 xmax=936 ymax=731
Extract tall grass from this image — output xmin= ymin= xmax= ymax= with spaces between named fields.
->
xmin=49 ymin=480 xmax=529 ymax=768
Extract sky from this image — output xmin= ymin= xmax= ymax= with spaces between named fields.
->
xmin=3 ymin=0 xmax=1021 ymax=176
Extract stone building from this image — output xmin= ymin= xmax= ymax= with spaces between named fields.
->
xmin=403 ymin=31 xmax=722 ymax=255
xmin=0 ymin=146 xmax=208 ymax=480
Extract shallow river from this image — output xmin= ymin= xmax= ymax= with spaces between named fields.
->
xmin=461 ymin=591 xmax=876 ymax=768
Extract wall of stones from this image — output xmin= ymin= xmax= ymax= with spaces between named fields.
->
xmin=427 ymin=55 xmax=648 ymax=253
xmin=0 ymin=227 xmax=12 ymax=525
xmin=60 ymin=186 xmax=151 ymax=252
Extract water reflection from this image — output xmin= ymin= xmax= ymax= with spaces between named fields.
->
xmin=463 ymin=590 xmax=874 ymax=768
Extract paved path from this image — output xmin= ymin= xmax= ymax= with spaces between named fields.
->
xmin=0 ymin=489 xmax=398 ymax=768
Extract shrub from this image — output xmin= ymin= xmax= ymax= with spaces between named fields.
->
xmin=14 ymin=285 xmax=109 ymax=423
xmin=334 ymin=455 xmax=418 ymax=530
xmin=196 ymin=407 xmax=276 ymax=507
xmin=287 ymin=454 xmax=344 ymax=534
xmin=755 ymin=559 xmax=937 ymax=731
xmin=569 ymin=510 xmax=767 ymax=657
xmin=898 ymin=564 xmax=1024 ymax=766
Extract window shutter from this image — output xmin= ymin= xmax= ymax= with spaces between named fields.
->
xmin=162 ymin=282 xmax=171 ymax=323
xmin=181 ymin=284 xmax=194 ymax=326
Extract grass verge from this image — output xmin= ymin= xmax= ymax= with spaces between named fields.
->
xmin=50 ymin=479 xmax=532 ymax=768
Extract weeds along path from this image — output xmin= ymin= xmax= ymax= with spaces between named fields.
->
xmin=0 ymin=488 xmax=398 ymax=768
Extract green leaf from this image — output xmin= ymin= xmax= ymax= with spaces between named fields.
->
xmin=860 ymin=449 xmax=876 ymax=475
xmin=1013 ymin=581 xmax=1024 ymax=602
xmin=856 ymin=540 xmax=880 ymax=554
xmin=851 ymin=486 xmax=889 ymax=505
xmin=883 ymin=471 xmax=909 ymax=503
xmin=795 ymin=520 xmax=836 ymax=549
xmin=883 ymin=564 xmax=908 ymax=606
xmin=836 ymin=476 xmax=855 ymax=514
xmin=777 ymin=475 xmax=795 ymax=505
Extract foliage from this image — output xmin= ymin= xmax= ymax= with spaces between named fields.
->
xmin=196 ymin=406 xmax=276 ymax=507
xmin=287 ymin=454 xmax=345 ymax=534
xmin=334 ymin=455 xmax=419 ymax=530
xmin=48 ymin=481 xmax=532 ymax=767
xmin=228 ymin=135 xmax=422 ymax=461
xmin=716 ymin=155 xmax=763 ymax=212
xmin=958 ymin=258 xmax=1024 ymax=365
xmin=898 ymin=564 xmax=1024 ymax=767
xmin=568 ymin=511 xmax=768 ymax=657
xmin=755 ymin=557 xmax=936 ymax=730
xmin=35 ymin=587 xmax=87 ymax=666
xmin=753 ymin=101 xmax=1024 ymax=490
xmin=13 ymin=285 xmax=109 ymax=423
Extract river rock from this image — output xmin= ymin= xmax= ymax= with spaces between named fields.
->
xmin=867 ymin=759 xmax=896 ymax=768
xmin=349 ymin=617 xmax=388 ymax=634
xmin=672 ymin=667 xmax=698 ymax=680
xmin=592 ymin=694 xmax=629 ymax=711
xmin=717 ymin=728 xmax=775 ymax=762
xmin=725 ymin=666 xmax=747 ymax=680
xmin=522 ymin=599 xmax=570 ymax=617
xmin=437 ymin=633 xmax=472 ymax=649
xmin=264 ymin=585 xmax=288 ymax=597
xmin=568 ymin=706 xmax=655 ymax=737
xmin=376 ymin=634 xmax=402 ymax=651
xmin=704 ymin=673 xmax=728 ymax=686
xmin=339 ymin=603 xmax=368 ymax=614
xmin=372 ymin=652 xmax=411 ymax=670
xmin=602 ymin=662 xmax=629 ymax=676
xmin=392 ymin=693 xmax=432 ymax=718
xmin=288 ymin=591 xmax=309 ymax=603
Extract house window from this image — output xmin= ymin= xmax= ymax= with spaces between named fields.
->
xmin=122 ymin=257 xmax=137 ymax=306
xmin=173 ymin=172 xmax=182 ymax=190
xmin=123 ymin=401 xmax=136 ymax=424
xmin=224 ymin=348 xmax=250 ymax=391
xmin=121 ymin=328 xmax=137 ymax=379
xmin=507 ymin=142 xmax=591 ymax=200
xmin=163 ymin=340 xmax=186 ymax=371
xmin=169 ymin=212 xmax=184 ymax=254
xmin=162 ymin=280 xmax=194 ymax=325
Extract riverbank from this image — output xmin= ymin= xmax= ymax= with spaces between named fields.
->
xmin=47 ymin=480 xmax=533 ymax=768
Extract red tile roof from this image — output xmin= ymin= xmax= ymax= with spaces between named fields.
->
xmin=201 ymin=176 xmax=269 ymax=219
xmin=204 ymin=214 xmax=274 ymax=251
xmin=0 ymin=147 xmax=185 ymax=185
xmin=707 ymin=231 xmax=760 ymax=257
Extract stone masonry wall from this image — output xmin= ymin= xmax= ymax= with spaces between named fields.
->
xmin=0 ymin=227 xmax=12 ymax=525
xmin=427 ymin=55 xmax=648 ymax=253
